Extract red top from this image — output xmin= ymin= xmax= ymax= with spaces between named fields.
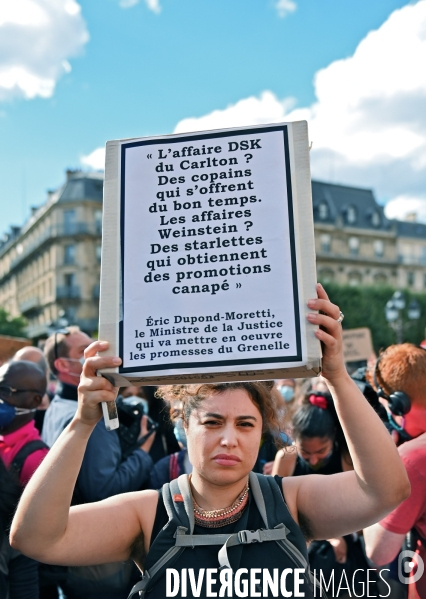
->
xmin=380 ymin=433 xmax=426 ymax=599
xmin=0 ymin=420 xmax=48 ymax=486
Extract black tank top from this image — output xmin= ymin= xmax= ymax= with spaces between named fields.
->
xmin=293 ymin=444 xmax=343 ymax=476
xmin=144 ymin=476 xmax=315 ymax=599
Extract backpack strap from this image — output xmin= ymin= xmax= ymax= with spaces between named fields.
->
xmin=10 ymin=440 xmax=48 ymax=478
xmin=127 ymin=476 xmax=193 ymax=599
xmin=128 ymin=473 xmax=322 ymax=599
xmin=250 ymin=472 xmax=325 ymax=598
xmin=172 ymin=474 xmax=195 ymax=533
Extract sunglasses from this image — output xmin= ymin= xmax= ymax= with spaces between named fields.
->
xmin=0 ymin=385 xmax=43 ymax=400
xmin=54 ymin=328 xmax=71 ymax=361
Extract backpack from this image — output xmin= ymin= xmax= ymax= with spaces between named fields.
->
xmin=128 ymin=472 xmax=324 ymax=598
xmin=10 ymin=440 xmax=49 ymax=479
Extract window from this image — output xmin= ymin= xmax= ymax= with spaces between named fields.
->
xmin=64 ymin=244 xmax=75 ymax=264
xmin=374 ymin=240 xmax=384 ymax=258
xmin=64 ymin=273 xmax=75 ymax=288
xmin=371 ymin=211 xmax=381 ymax=227
xmin=95 ymin=209 xmax=102 ymax=234
xmin=67 ymin=307 xmax=77 ymax=322
xmin=348 ymin=237 xmax=359 ymax=256
xmin=347 ymin=205 xmax=357 ymax=224
xmin=374 ymin=273 xmax=387 ymax=285
xmin=318 ymin=202 xmax=329 ymax=220
xmin=320 ymin=234 xmax=331 ymax=253
xmin=64 ymin=209 xmax=76 ymax=234
xmin=319 ymin=269 xmax=334 ymax=283
xmin=96 ymin=244 xmax=102 ymax=262
xmin=407 ymin=271 xmax=415 ymax=287
xmin=348 ymin=271 xmax=362 ymax=286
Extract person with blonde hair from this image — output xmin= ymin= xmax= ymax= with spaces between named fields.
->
xmin=10 ymin=285 xmax=410 ymax=598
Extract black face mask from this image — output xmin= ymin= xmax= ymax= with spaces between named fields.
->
xmin=386 ymin=412 xmax=413 ymax=445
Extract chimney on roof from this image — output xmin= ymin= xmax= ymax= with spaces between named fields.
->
xmin=11 ymin=226 xmax=21 ymax=236
xmin=66 ymin=169 xmax=81 ymax=181
xmin=31 ymin=206 xmax=38 ymax=216
xmin=404 ymin=212 xmax=417 ymax=222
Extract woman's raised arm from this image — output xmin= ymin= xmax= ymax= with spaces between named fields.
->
xmin=283 ymin=284 xmax=410 ymax=540
xmin=10 ymin=341 xmax=157 ymax=566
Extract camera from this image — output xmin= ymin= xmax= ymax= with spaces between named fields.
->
xmin=350 ymin=367 xmax=388 ymax=424
xmin=116 ymin=395 xmax=158 ymax=458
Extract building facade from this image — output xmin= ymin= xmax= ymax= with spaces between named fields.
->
xmin=0 ymin=170 xmax=103 ymax=339
xmin=0 ymin=174 xmax=425 ymax=340
xmin=312 ymin=180 xmax=426 ymax=291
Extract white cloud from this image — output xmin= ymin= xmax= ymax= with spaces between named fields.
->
xmin=174 ymin=1 xmax=426 ymax=222
xmin=118 ymin=0 xmax=161 ymax=12
xmin=385 ymin=195 xmax=426 ymax=223
xmin=275 ymin=0 xmax=297 ymax=18
xmin=0 ymin=0 xmax=88 ymax=101
xmin=146 ymin=0 xmax=161 ymax=13
xmin=80 ymin=147 xmax=105 ymax=170
xmin=174 ymin=91 xmax=295 ymax=133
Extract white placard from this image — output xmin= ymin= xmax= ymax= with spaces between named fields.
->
xmin=99 ymin=122 xmax=321 ymax=385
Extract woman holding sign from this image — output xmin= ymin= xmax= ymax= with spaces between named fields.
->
xmin=10 ymin=284 xmax=409 ymax=598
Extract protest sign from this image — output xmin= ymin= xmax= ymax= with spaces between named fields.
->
xmin=342 ymin=327 xmax=374 ymax=362
xmin=99 ymin=121 xmax=321 ymax=390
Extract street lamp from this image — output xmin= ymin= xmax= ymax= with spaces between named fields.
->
xmin=385 ymin=291 xmax=421 ymax=344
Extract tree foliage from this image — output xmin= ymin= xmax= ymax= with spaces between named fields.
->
xmin=321 ymin=282 xmax=426 ymax=353
xmin=0 ymin=308 xmax=27 ymax=338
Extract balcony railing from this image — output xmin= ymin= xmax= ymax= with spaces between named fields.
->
xmin=19 ymin=296 xmax=40 ymax=314
xmin=10 ymin=222 xmax=101 ymax=270
xmin=398 ymin=254 xmax=426 ymax=266
xmin=56 ymin=286 xmax=81 ymax=299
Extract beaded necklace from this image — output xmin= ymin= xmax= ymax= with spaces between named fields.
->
xmin=190 ymin=477 xmax=250 ymax=528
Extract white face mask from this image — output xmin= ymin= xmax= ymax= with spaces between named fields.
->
xmin=64 ymin=357 xmax=85 ymax=365
xmin=62 ymin=357 xmax=85 ymax=377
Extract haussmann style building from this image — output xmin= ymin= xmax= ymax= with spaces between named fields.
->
xmin=0 ymin=172 xmax=425 ymax=341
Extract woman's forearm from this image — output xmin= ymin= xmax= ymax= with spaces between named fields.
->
xmin=326 ymin=371 xmax=410 ymax=507
xmin=10 ymin=418 xmax=95 ymax=555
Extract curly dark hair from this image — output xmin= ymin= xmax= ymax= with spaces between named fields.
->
xmin=156 ymin=381 xmax=286 ymax=448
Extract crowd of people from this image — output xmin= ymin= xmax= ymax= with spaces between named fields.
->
xmin=0 ymin=285 xmax=425 ymax=598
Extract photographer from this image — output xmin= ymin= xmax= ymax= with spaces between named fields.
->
xmin=364 ymin=344 xmax=426 ymax=599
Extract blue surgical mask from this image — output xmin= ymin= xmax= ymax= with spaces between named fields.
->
xmin=279 ymin=386 xmax=295 ymax=402
xmin=173 ymin=418 xmax=187 ymax=448
xmin=0 ymin=401 xmax=36 ymax=429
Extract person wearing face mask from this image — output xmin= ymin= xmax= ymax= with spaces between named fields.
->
xmin=276 ymin=378 xmax=296 ymax=403
xmin=0 ymin=361 xmax=48 ymax=486
xmin=271 ymin=386 xmax=372 ymax=593
xmin=149 ymin=404 xmax=192 ymax=489
xmin=41 ymin=328 xmax=156 ymax=599
xmin=272 ymin=388 xmax=353 ymax=478
xmin=41 ymin=326 xmax=92 ymax=446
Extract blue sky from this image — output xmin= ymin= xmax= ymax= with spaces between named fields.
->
xmin=1 ymin=0 xmax=425 ymax=232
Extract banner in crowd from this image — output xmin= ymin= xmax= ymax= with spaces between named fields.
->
xmin=99 ymin=121 xmax=321 ymax=388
